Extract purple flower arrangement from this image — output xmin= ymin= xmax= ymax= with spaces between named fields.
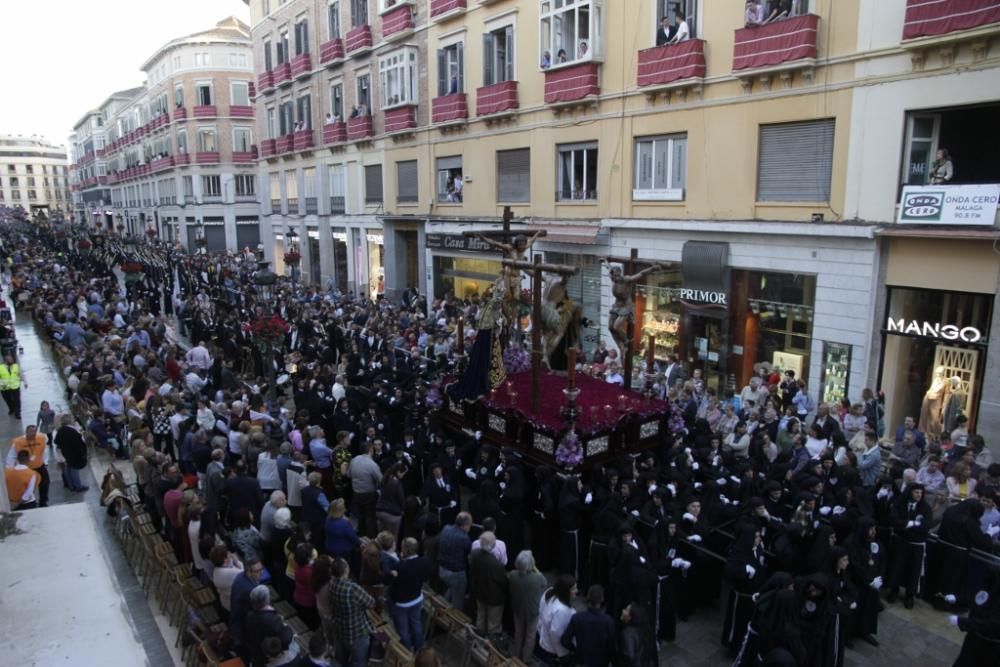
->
xmin=503 ymin=344 xmax=530 ymax=375
xmin=555 ymin=430 xmax=584 ymax=468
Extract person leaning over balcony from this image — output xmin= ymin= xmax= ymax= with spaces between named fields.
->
xmin=930 ymin=149 xmax=954 ymax=184
xmin=745 ymin=1 xmax=764 ymax=28
xmin=657 ymin=15 xmax=676 ymax=45
xmin=668 ymin=10 xmax=690 ymax=44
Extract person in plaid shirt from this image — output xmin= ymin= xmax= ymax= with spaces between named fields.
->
xmin=330 ymin=557 xmax=374 ymax=667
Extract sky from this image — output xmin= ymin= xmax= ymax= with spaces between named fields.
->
xmin=0 ymin=0 xmax=250 ymax=151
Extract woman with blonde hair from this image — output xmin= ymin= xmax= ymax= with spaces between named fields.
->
xmin=946 ymin=462 xmax=977 ymax=502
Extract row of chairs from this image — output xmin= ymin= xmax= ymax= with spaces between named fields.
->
xmin=420 ymin=590 xmax=529 ymax=667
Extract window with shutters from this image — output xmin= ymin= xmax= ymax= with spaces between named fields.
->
xmin=266 ymin=108 xmax=276 ymax=139
xmin=202 ymin=175 xmax=222 ymax=198
xmin=295 ymin=17 xmax=310 ymax=55
xmin=269 ymin=172 xmax=281 ymax=209
xmin=197 ymin=128 xmax=217 ymax=152
xmin=231 ymin=81 xmax=250 ymax=107
xmin=352 ymin=0 xmax=368 ymax=27
xmin=279 ymin=99 xmax=294 ymax=135
xmin=497 ymin=148 xmax=530 ymax=203
xmin=328 ymin=2 xmax=341 ymax=39
xmin=356 ymin=74 xmax=371 ymax=112
xmin=633 ymin=133 xmax=686 ymax=201
xmin=757 ymin=119 xmax=834 ymax=202
xmin=329 ymin=164 xmax=346 ymax=213
xmin=177 ymin=129 xmax=188 ymax=154
xmin=540 ymin=0 xmax=603 ymax=68
xmin=264 ymin=40 xmax=273 ymax=71
xmin=396 ymin=160 xmax=418 ymax=204
xmin=483 ymin=25 xmax=515 ymax=86
xmin=233 ymin=127 xmax=253 ymax=152
xmin=654 ymin=0 xmax=698 ymax=41
xmin=285 ymin=169 xmax=299 ymax=208
xmin=330 ymin=83 xmax=344 ymax=120
xmin=297 ymin=94 xmax=312 ymax=129
xmin=379 ymin=47 xmax=418 ymax=109
xmin=196 ymin=83 xmax=213 ymax=106
xmin=557 ymin=142 xmax=598 ymax=201
xmin=277 ymin=30 xmax=290 ymax=64
xmin=437 ymin=43 xmax=464 ymax=96
xmin=365 ymin=164 xmax=383 ymax=204
xmin=303 ymin=167 xmax=318 ymax=213
xmin=437 ymin=156 xmax=463 ymax=203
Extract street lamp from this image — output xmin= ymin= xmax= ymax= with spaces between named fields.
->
xmin=195 ymin=219 xmax=207 ymax=254
xmin=284 ymin=228 xmax=301 ymax=284
xmin=252 ymin=258 xmax=280 ymax=405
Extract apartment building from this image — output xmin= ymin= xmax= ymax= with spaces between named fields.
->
xmin=72 ymin=18 xmax=260 ymax=250
xmin=0 ymin=135 xmax=72 ymax=216
xmin=247 ymin=1 xmax=1000 ymax=447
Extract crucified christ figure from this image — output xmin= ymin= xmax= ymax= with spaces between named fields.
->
xmin=473 ymin=231 xmax=545 ymax=327
xmin=603 ymin=259 xmax=665 ymax=360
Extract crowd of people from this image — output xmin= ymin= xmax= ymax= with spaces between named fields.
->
xmin=1 ymin=211 xmax=999 ymax=667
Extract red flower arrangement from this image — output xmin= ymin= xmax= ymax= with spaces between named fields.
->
xmin=77 ymin=239 xmax=93 ymax=250
xmin=283 ymin=250 xmax=302 ymax=263
xmin=145 ymin=228 xmax=157 ymax=237
xmin=244 ymin=314 xmax=290 ymax=350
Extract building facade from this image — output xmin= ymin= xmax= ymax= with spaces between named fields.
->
xmin=71 ymin=18 xmax=260 ymax=251
xmin=1 ymin=135 xmax=71 ymax=216
xmin=246 ymin=1 xmax=1000 ymax=448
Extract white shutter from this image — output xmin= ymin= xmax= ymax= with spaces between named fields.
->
xmin=757 ymin=119 xmax=835 ymax=202
xmin=497 ymin=148 xmax=530 ymax=203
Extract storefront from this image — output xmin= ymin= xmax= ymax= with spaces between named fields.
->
xmin=425 ymin=233 xmax=502 ymax=301
xmin=366 ymin=230 xmax=384 ymax=299
xmin=331 ymin=228 xmax=349 ymax=292
xmin=877 ymin=234 xmax=999 ymax=439
xmin=633 ymin=241 xmax=817 ymax=395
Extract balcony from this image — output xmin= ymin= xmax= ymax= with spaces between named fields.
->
xmin=733 ymin=14 xmax=818 ymax=80
xmin=193 ymin=105 xmax=218 ymax=118
xmin=381 ymin=2 xmax=415 ymax=40
xmin=150 ymin=156 xmax=175 ymax=172
xmin=431 ymin=0 xmax=466 ymax=23
xmin=276 ymin=134 xmax=295 ymax=154
xmin=195 ymin=151 xmax=220 ymax=165
xmin=347 ymin=115 xmax=374 ymax=141
xmin=476 ymin=80 xmax=519 ymax=117
xmin=260 ymin=138 xmax=277 ymax=158
xmin=174 ymin=153 xmax=191 ymax=166
xmin=637 ymin=39 xmax=706 ymax=93
xmin=323 ymin=121 xmax=348 ymax=145
xmin=320 ymin=38 xmax=345 ymax=65
xmin=248 ymin=82 xmax=256 ymax=99
xmin=230 ymin=105 xmax=254 ymax=118
xmin=291 ymin=53 xmax=313 ymax=79
xmin=173 ymin=107 xmax=187 ymax=121
xmin=232 ymin=150 xmax=256 ymax=164
xmin=96 ymin=148 xmax=106 ymax=158
xmin=273 ymin=62 xmax=293 ymax=87
xmin=345 ymin=24 xmax=373 ymax=56
xmin=544 ymin=63 xmax=600 ymax=105
xmin=432 ymin=93 xmax=468 ymax=124
xmin=384 ymin=105 xmax=417 ymax=134
xmin=257 ymin=70 xmax=275 ymax=92
xmin=98 ymin=176 xmax=108 ymax=185
xmin=901 ymin=0 xmax=1000 ymax=67
xmin=293 ymin=128 xmax=315 ymax=150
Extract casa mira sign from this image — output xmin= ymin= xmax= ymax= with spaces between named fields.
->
xmin=886 ymin=318 xmax=983 ymax=343
xmin=897 ymin=184 xmax=999 ymax=226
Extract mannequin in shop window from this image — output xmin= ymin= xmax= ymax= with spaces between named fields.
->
xmin=919 ymin=366 xmax=947 ymax=441
xmin=943 ymin=376 xmax=966 ymax=436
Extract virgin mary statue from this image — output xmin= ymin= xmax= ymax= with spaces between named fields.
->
xmin=447 ymin=278 xmax=508 ymax=403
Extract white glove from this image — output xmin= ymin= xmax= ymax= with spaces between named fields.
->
xmin=717 ymin=477 xmax=727 ymax=486
xmin=671 ymin=558 xmax=683 ymax=568
xmin=948 ymin=615 xmax=959 ymax=627
xmin=720 ymin=495 xmax=731 ymax=505
xmin=684 ymin=448 xmax=692 ymax=455
xmin=730 ymin=475 xmax=741 ymax=484
xmin=819 ymin=506 xmax=832 ymax=516
xmin=494 ymin=464 xmax=504 ymax=477
xmin=449 ymin=500 xmax=457 ymax=508
xmin=945 ymin=594 xmax=957 ymax=605
xmin=813 ymin=520 xmax=820 ymax=529
xmin=683 ymin=512 xmax=696 ymax=522
xmin=584 ymin=492 xmax=593 ymax=505
xmin=850 ymin=602 xmax=857 ymax=610
xmin=906 ymin=520 xmax=916 ymax=529
xmin=667 ymin=483 xmax=677 ymax=497
xmin=499 ymin=482 xmax=507 ymax=490
xmin=694 ymin=482 xmax=703 ymax=490
xmin=692 ymin=462 xmax=700 ymax=471
xmin=464 ymin=468 xmax=476 ymax=479
xmin=832 ymin=506 xmax=846 ymax=515
xmin=916 ymin=515 xmax=924 ymax=524
xmin=871 ymin=576 xmax=883 ymax=590
xmin=745 ymin=564 xmax=756 ymax=578
xmin=762 ymin=509 xmax=771 ymax=520
xmin=639 ymin=556 xmax=646 ymax=564
xmin=712 ymin=456 xmax=721 ymax=467
xmin=680 ymin=559 xmax=692 ymax=570
xmin=631 ymin=509 xmax=640 ymax=517
xmin=987 ymin=525 xmax=1000 ymax=537
xmin=877 ymin=488 xmax=890 ymax=499
xmin=732 ymin=500 xmax=740 ymax=507
xmin=688 ymin=534 xmax=702 ymax=543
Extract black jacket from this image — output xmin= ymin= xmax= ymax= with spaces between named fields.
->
xmin=560 ymin=608 xmax=616 ymax=667
xmin=244 ymin=608 xmax=293 ymax=667
xmin=388 ymin=555 xmax=433 ymax=604
xmin=55 ymin=425 xmax=87 ymax=469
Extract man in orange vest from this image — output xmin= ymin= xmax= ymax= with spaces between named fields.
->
xmin=6 ymin=425 xmax=50 ymax=507
xmin=5 ymin=449 xmax=40 ymax=510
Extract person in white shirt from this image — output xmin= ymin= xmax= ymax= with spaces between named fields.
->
xmin=537 ymin=576 xmax=576 ymax=660
xmin=668 ymin=10 xmax=690 ymax=44
xmin=331 ymin=375 xmax=346 ymax=402
xmin=605 ymin=362 xmax=624 ymax=387
xmin=185 ymin=341 xmax=213 ymax=370
xmin=185 ymin=369 xmax=208 ymax=394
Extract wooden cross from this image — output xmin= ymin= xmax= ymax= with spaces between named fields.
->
xmin=603 ymin=248 xmax=664 ymax=391
xmin=503 ymin=255 xmax=579 ymax=414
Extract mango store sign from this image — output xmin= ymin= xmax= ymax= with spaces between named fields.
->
xmin=897 ymin=184 xmax=999 ymax=226
xmin=887 ymin=318 xmax=983 ymax=343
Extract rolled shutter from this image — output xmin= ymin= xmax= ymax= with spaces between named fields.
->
xmin=483 ymin=33 xmax=494 ymax=86
xmin=236 ymin=223 xmax=260 ymax=249
xmin=757 ymin=119 xmax=835 ymax=202
xmin=497 ymin=148 xmax=530 ymax=203
xmin=457 ymin=42 xmax=464 ymax=93
xmin=505 ymin=27 xmax=514 ymax=82
xmin=437 ymin=49 xmax=447 ymax=97
xmin=365 ymin=164 xmax=383 ymax=204
xmin=397 ymin=160 xmax=418 ymax=203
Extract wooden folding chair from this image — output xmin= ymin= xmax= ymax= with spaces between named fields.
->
xmin=384 ymin=639 xmax=414 ymax=667
xmin=485 ymin=640 xmax=507 ymax=667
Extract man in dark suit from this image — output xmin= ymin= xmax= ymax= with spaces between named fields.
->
xmin=243 ymin=585 xmax=295 ymax=667
xmin=223 ymin=461 xmax=265 ymax=526
xmin=655 ymin=15 xmax=676 ymax=46
xmin=664 ymin=354 xmax=686 ymax=390
xmin=229 ymin=557 xmax=266 ymax=656
xmin=561 ymin=584 xmax=617 ymax=667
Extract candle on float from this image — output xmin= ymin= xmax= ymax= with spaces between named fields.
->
xmin=456 ymin=317 xmax=464 ymax=354
xmin=567 ymin=347 xmax=577 ymax=387
xmin=646 ymin=334 xmax=655 ymax=370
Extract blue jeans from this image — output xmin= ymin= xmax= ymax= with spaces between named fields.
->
xmin=336 ymin=634 xmax=370 ymax=667
xmin=439 ymin=567 xmax=467 ymax=611
xmin=65 ymin=466 xmax=84 ymax=491
xmin=389 ymin=600 xmax=424 ymax=651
